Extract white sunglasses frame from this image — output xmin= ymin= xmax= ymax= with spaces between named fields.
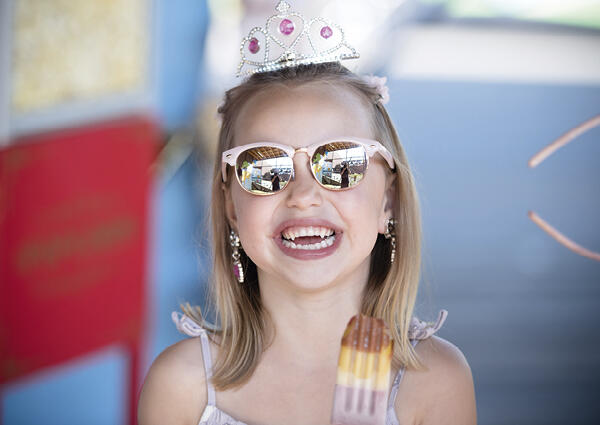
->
xmin=221 ymin=137 xmax=396 ymax=194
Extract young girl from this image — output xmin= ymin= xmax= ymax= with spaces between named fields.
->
xmin=138 ymin=4 xmax=476 ymax=425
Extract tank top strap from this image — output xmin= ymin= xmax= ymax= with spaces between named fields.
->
xmin=171 ymin=311 xmax=216 ymax=406
xmin=387 ymin=310 xmax=448 ymax=410
xmin=387 ymin=338 xmax=420 ymax=410
xmin=198 ymin=328 xmax=217 ymax=406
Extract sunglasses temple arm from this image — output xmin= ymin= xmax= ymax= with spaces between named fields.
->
xmin=376 ymin=146 xmax=396 ymax=169
xmin=222 ymin=156 xmax=236 ymax=182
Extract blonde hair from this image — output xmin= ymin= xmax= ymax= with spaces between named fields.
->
xmin=190 ymin=62 xmax=424 ymax=390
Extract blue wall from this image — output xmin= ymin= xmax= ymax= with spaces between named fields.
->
xmin=155 ymin=0 xmax=209 ymax=131
xmin=390 ymin=79 xmax=600 ymax=425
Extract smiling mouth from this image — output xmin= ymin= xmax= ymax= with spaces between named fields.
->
xmin=280 ymin=226 xmax=338 ymax=251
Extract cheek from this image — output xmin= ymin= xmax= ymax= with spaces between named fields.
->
xmin=355 ymin=170 xmax=389 ymax=231
xmin=233 ymin=192 xmax=258 ymax=229
xmin=338 ymin=184 xmax=385 ymax=237
xmin=231 ymin=190 xmax=276 ymax=254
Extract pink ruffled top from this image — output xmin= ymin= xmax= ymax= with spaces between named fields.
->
xmin=171 ymin=309 xmax=448 ymax=425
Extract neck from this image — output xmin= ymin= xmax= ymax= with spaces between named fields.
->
xmin=257 ymin=261 xmax=369 ymax=368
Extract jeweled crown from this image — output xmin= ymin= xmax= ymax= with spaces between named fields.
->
xmin=237 ymin=1 xmax=360 ymax=77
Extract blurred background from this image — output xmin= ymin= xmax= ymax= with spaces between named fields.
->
xmin=1 ymin=0 xmax=599 ymax=424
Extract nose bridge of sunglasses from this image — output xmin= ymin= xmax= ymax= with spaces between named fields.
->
xmin=294 ymin=147 xmax=319 ymax=179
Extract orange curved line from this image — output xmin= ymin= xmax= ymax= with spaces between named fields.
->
xmin=528 ymin=114 xmax=600 ymax=262
xmin=529 ymin=114 xmax=600 ymax=168
xmin=528 ymin=211 xmax=600 ymax=262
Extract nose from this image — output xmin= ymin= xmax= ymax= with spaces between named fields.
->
xmin=285 ymin=152 xmax=322 ymax=210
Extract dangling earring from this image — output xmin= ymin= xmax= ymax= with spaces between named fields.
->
xmin=384 ymin=218 xmax=396 ymax=264
xmin=229 ymin=229 xmax=244 ymax=283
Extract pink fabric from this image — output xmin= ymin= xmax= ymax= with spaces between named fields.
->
xmin=171 ymin=310 xmax=448 ymax=425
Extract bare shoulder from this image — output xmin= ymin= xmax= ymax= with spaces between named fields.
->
xmin=137 ymin=337 xmax=207 ymax=425
xmin=395 ymin=335 xmax=477 ymax=425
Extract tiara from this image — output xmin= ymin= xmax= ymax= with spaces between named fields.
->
xmin=236 ymin=1 xmax=360 ymax=77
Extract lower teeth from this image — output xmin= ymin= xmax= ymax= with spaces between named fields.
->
xmin=282 ymin=235 xmax=335 ymax=250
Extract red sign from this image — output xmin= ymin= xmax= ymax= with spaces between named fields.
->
xmin=0 ymin=116 xmax=158 ymax=387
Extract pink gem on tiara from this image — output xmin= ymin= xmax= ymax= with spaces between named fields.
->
xmin=279 ymin=18 xmax=294 ymax=35
xmin=320 ymin=26 xmax=333 ymax=39
xmin=248 ymin=37 xmax=260 ymax=54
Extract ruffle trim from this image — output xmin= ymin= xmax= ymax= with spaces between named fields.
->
xmin=171 ymin=311 xmax=208 ymax=337
xmin=408 ymin=309 xmax=448 ymax=340
xmin=172 ymin=309 xmax=448 ymax=340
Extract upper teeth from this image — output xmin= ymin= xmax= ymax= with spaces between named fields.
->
xmin=281 ymin=226 xmax=335 ymax=240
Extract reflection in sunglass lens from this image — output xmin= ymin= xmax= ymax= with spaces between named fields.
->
xmin=311 ymin=142 xmax=367 ymax=189
xmin=236 ymin=147 xmax=293 ymax=194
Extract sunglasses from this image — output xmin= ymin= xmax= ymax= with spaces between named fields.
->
xmin=222 ymin=137 xmax=395 ymax=195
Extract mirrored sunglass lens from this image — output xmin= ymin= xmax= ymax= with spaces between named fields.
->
xmin=311 ymin=142 xmax=367 ymax=189
xmin=236 ymin=147 xmax=293 ymax=194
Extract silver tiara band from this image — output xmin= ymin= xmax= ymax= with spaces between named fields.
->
xmin=237 ymin=1 xmax=360 ymax=77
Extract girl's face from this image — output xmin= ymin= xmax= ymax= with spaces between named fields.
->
xmin=224 ymin=83 xmax=395 ymax=293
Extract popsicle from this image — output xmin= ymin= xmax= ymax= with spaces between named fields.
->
xmin=331 ymin=314 xmax=393 ymax=425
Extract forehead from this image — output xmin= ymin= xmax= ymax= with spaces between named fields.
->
xmin=232 ymin=83 xmax=374 ymax=148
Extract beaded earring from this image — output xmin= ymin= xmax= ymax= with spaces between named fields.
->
xmin=383 ymin=218 xmax=396 ymax=264
xmin=230 ymin=229 xmax=244 ymax=283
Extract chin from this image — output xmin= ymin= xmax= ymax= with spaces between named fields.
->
xmin=280 ymin=266 xmax=358 ymax=293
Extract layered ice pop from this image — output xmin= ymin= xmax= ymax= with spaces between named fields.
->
xmin=331 ymin=314 xmax=393 ymax=425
